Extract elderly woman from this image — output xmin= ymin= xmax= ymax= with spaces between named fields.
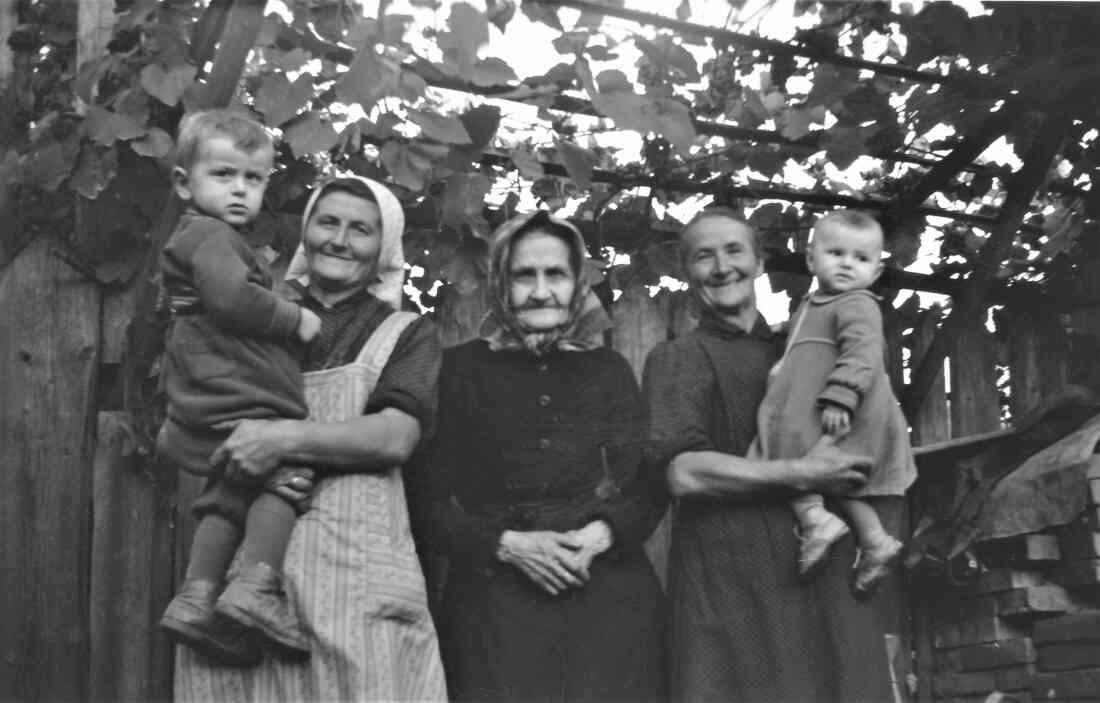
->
xmin=174 ymin=176 xmax=446 ymax=702
xmin=419 ymin=211 xmax=667 ymax=702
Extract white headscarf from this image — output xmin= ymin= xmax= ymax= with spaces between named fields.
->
xmin=285 ymin=175 xmax=406 ymax=310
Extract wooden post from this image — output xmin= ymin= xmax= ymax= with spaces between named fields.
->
xmin=89 ymin=412 xmax=177 ymax=703
xmin=612 ymin=285 xmax=672 ymax=582
xmin=434 ymin=281 xmax=490 ymax=349
xmin=909 ymin=306 xmax=952 ymax=703
xmin=612 ymin=285 xmax=667 ymax=383
xmin=1005 ymin=307 xmax=1068 ymax=418
xmin=949 ymin=318 xmax=1001 ymax=439
xmin=0 ymin=239 xmax=100 ymax=701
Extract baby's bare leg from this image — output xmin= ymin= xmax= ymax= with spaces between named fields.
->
xmin=836 ymin=498 xmax=890 ymax=549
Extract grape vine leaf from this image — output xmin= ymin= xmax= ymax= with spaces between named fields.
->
xmin=407 ymin=109 xmax=473 ymax=145
xmin=255 ymin=74 xmax=314 ymax=127
xmin=510 ymin=144 xmax=544 ymax=179
xmin=84 ymin=106 xmax=147 ymax=145
xmin=140 ymin=63 xmax=197 ymax=106
xmin=471 ymin=57 xmax=518 ymax=87
xmin=283 ymin=112 xmax=340 ymax=157
xmin=71 ymin=145 xmax=119 ymax=200
xmin=129 ymin=128 xmax=174 ymax=158
xmin=555 ymin=139 xmax=597 ymax=188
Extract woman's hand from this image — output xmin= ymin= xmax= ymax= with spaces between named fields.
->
xmin=209 ymin=418 xmax=301 ymax=484
xmin=791 ymin=435 xmax=871 ymax=495
xmin=266 ymin=467 xmax=315 ymax=510
xmin=496 ymin=530 xmax=586 ymax=596
xmin=563 ymin=520 xmax=614 ymax=580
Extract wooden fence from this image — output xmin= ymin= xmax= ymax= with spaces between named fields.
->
xmin=0 ymin=243 xmax=1077 ymax=701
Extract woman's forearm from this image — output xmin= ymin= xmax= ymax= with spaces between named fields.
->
xmin=667 ymin=438 xmax=871 ymax=499
xmin=279 ymin=407 xmax=422 ymax=472
xmin=667 ymin=450 xmax=800 ymax=498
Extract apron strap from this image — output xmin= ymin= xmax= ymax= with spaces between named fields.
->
xmin=353 ymin=310 xmax=419 ymax=371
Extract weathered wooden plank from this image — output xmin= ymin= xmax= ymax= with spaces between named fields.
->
xmin=434 ymin=282 xmax=490 ymax=349
xmin=949 ymin=320 xmax=1001 ymax=438
xmin=0 ymin=239 xmax=101 ymax=701
xmin=933 ymin=616 xmax=1027 ymax=649
xmin=976 ymin=534 xmax=1062 ymax=568
xmin=1031 ymin=668 xmax=1100 ymax=700
xmin=934 ymin=638 xmax=1036 ymax=672
xmin=612 ymin=285 xmax=667 ymax=383
xmin=89 ymin=412 xmax=176 ymax=702
xmin=1034 ymin=613 xmax=1100 ymax=644
xmin=934 ymin=584 xmax=1090 ymax=625
xmin=1005 ymin=306 xmax=1068 ymax=419
xmin=1055 ymin=522 xmax=1100 ymax=561
xmin=1049 ymin=559 xmax=1100 ymax=589
xmin=911 ymin=306 xmax=950 ymax=445
xmin=613 ymin=286 xmax=671 ymax=583
xmin=958 ymin=569 xmax=1046 ymax=598
xmin=934 ymin=665 xmax=1036 ymax=696
xmin=1038 ymin=643 xmax=1100 ymax=672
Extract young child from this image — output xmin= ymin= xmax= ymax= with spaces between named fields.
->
xmin=751 ymin=210 xmax=916 ymax=596
xmin=156 ymin=109 xmax=320 ymax=664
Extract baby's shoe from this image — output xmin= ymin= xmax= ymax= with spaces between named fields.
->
xmin=797 ymin=512 xmax=850 ymax=580
xmin=853 ymin=535 xmax=904 ymax=598
xmin=160 ymin=579 xmax=262 ymax=667
xmin=216 ymin=562 xmax=310 ymax=659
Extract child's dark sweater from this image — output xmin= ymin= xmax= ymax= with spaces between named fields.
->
xmin=157 ymin=211 xmax=308 ymax=475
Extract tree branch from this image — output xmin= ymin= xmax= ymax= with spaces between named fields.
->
xmin=535 ymin=0 xmax=970 ymax=87
xmin=900 ymin=114 xmax=1070 ymax=419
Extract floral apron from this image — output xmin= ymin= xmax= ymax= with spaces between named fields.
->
xmin=175 ymin=311 xmax=446 ymax=702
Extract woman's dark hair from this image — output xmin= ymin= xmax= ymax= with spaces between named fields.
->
xmin=509 ymin=210 xmax=584 ymax=276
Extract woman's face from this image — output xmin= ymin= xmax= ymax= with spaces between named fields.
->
xmin=507 ymin=230 xmax=577 ymax=332
xmin=303 ymin=190 xmax=382 ymax=292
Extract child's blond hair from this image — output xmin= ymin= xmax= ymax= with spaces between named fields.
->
xmin=174 ymin=109 xmax=272 ymax=170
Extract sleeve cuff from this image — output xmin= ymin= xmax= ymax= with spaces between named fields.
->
xmin=268 ymin=300 xmax=302 ymax=339
xmin=818 ymin=384 xmax=859 ymax=412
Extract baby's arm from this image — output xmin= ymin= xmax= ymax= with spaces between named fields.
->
xmin=183 ymin=218 xmax=305 ymax=340
xmin=818 ymin=291 xmax=886 ymax=432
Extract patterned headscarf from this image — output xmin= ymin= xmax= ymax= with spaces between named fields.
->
xmin=285 ymin=175 xmax=406 ymax=310
xmin=479 ymin=210 xmax=611 ymax=355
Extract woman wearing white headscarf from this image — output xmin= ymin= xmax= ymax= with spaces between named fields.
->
xmin=175 ymin=176 xmax=447 ymax=702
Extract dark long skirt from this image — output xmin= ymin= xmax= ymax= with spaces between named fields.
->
xmin=669 ymin=496 xmax=899 ymax=703
xmin=440 ymin=552 xmax=667 ymax=703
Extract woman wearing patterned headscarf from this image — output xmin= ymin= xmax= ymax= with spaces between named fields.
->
xmin=419 ymin=210 xmax=668 ymax=702
xmin=175 ymin=176 xmax=446 ymax=702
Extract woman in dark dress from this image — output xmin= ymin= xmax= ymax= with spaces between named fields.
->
xmin=419 ymin=211 xmax=667 ymax=702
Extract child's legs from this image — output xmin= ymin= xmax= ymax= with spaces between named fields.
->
xmin=837 ymin=498 xmax=891 ymax=548
xmin=790 ymin=492 xmax=828 ymax=526
xmin=186 ymin=477 xmax=255 ymax=581
xmin=238 ymin=490 xmax=298 ymax=571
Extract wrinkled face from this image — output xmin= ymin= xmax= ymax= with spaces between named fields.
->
xmin=807 ymin=221 xmax=884 ymax=294
xmin=174 ymin=136 xmax=273 ymax=227
xmin=508 ymin=230 xmax=577 ymax=332
xmin=303 ymin=190 xmax=383 ymax=293
xmin=682 ymin=216 xmax=763 ymax=316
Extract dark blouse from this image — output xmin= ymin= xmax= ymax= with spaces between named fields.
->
xmin=287 ymin=283 xmax=441 ymax=437
xmin=418 ymin=339 xmax=666 ymax=570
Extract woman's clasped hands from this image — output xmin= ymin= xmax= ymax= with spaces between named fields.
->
xmin=495 ymin=520 xmax=614 ymax=596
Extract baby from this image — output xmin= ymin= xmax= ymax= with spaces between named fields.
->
xmin=156 ymin=109 xmax=319 ymax=664
xmin=751 ymin=210 xmax=916 ymax=596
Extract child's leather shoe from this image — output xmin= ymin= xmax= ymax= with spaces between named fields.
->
xmin=797 ymin=512 xmax=850 ymax=580
xmin=853 ymin=535 xmax=904 ymax=597
xmin=160 ymin=578 xmax=262 ymax=667
xmin=216 ymin=562 xmax=310 ymax=658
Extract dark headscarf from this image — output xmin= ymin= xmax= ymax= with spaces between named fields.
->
xmin=479 ymin=211 xmax=611 ymax=356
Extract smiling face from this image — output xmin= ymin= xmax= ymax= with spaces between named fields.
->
xmin=807 ymin=218 xmax=884 ymax=294
xmin=682 ymin=215 xmax=764 ymax=321
xmin=507 ymin=230 xmax=578 ymax=332
xmin=173 ymin=135 xmax=273 ymax=227
xmin=302 ymin=190 xmax=383 ymax=297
